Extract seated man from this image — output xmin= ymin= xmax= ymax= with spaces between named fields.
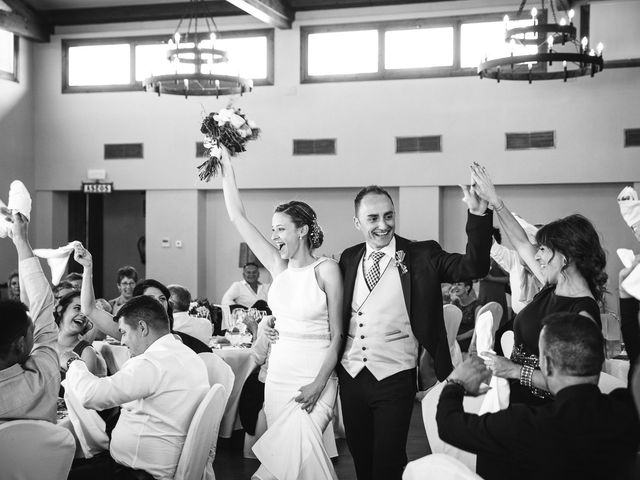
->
xmin=108 ymin=265 xmax=138 ymax=316
xmin=167 ymin=284 xmax=213 ymax=345
xmin=64 ymin=296 xmax=209 ymax=480
xmin=437 ymin=312 xmax=640 ymax=480
xmin=0 ymin=211 xmax=60 ymax=423
xmin=221 ymin=262 xmax=270 ymax=309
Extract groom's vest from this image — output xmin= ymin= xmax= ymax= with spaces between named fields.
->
xmin=341 ymin=257 xmax=419 ymax=381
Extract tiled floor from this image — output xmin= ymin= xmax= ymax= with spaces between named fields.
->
xmin=213 ymin=400 xmax=430 ymax=480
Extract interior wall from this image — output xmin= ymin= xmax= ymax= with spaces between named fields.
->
xmin=441 ymin=183 xmax=637 ymax=314
xmin=101 ymin=191 xmax=146 ymax=300
xmin=0 ymin=36 xmax=34 ymax=282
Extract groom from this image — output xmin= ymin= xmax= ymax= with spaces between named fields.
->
xmin=338 ymin=185 xmax=493 ymax=480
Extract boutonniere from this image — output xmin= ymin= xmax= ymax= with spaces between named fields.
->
xmin=394 ymin=250 xmax=408 ymax=275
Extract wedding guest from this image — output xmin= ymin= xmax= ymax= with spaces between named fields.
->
xmin=64 ymin=272 xmax=84 ymax=290
xmin=108 ymin=265 xmax=138 ymax=316
xmin=449 ymin=280 xmax=480 ymax=352
xmin=478 ymin=228 xmax=509 ymax=325
xmin=168 ymin=284 xmax=213 ymax=345
xmin=437 ymin=313 xmax=640 ymax=480
xmin=221 ymin=262 xmax=270 ymax=309
xmin=0 ymin=212 xmax=59 ymax=423
xmin=472 ymin=164 xmax=604 ymax=405
xmin=338 ymin=184 xmax=492 ymax=480
xmin=7 ymin=270 xmax=19 ymax=300
xmin=53 ymin=280 xmax=76 ymax=302
xmin=63 ymin=295 xmax=209 ymax=480
xmin=55 ymin=290 xmax=107 ymax=380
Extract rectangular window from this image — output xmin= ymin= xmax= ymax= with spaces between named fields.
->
xmin=385 ymin=27 xmax=453 ymax=69
xmin=0 ymin=28 xmax=18 ymax=82
xmin=63 ymin=29 xmax=274 ymax=93
xmin=301 ymin=12 xmax=548 ymax=83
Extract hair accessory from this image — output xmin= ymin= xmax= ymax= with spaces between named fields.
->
xmin=309 ymin=219 xmax=322 ymax=248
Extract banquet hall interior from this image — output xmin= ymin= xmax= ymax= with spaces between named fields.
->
xmin=1 ymin=0 xmax=639 ymax=478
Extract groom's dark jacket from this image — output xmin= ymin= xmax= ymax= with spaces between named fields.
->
xmin=339 ymin=210 xmax=493 ymax=381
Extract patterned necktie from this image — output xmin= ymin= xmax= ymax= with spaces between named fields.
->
xmin=365 ymin=251 xmax=385 ymax=291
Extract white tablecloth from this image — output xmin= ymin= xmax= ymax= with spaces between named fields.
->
xmin=211 ymin=347 xmax=257 ymax=438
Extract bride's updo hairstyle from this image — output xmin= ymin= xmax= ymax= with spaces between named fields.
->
xmin=275 ymin=201 xmax=324 ymax=249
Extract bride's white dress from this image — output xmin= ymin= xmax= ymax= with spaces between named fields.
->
xmin=252 ymin=257 xmax=338 ymax=480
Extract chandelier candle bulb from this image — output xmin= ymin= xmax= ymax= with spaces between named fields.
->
xmin=568 ymin=9 xmax=575 ymax=25
xmin=563 ymin=60 xmax=567 ymax=82
xmin=597 ymin=42 xmax=604 ymax=55
xmin=531 ymin=7 xmax=537 ymax=25
xmin=503 ymin=15 xmax=509 ymax=31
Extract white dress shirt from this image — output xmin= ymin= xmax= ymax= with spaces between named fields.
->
xmin=221 ymin=280 xmax=270 ymax=307
xmin=353 ymin=237 xmax=397 ymax=307
xmin=66 ymin=333 xmax=209 ymax=480
xmin=172 ymin=311 xmax=213 ymax=345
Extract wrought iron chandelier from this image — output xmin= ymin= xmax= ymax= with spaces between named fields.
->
xmin=478 ymin=2 xmax=604 ymax=83
xmin=143 ymin=0 xmax=253 ymax=98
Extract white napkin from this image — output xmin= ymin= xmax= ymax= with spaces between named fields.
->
xmin=33 ymin=241 xmax=80 ymax=286
xmin=61 ymin=380 xmax=109 ymax=458
xmin=0 ymin=181 xmax=32 ymax=238
xmin=621 ymin=263 xmax=640 ymax=301
xmin=475 ymin=311 xmax=510 ymax=415
xmin=617 ymin=248 xmax=636 ymax=269
xmin=618 ymin=186 xmax=640 ymax=228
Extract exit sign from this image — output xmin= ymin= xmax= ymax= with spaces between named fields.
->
xmin=82 ymin=182 xmax=113 ymax=194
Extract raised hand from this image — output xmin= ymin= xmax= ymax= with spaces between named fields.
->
xmin=74 ymin=243 xmax=93 ymax=269
xmin=9 ymin=212 xmax=29 ymax=243
xmin=459 ymin=184 xmax=488 ymax=216
xmin=470 ymin=163 xmax=500 ymax=207
xmin=481 ymin=351 xmax=521 ymax=380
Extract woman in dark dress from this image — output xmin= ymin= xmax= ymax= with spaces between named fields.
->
xmin=472 ymin=164 xmax=606 ymax=404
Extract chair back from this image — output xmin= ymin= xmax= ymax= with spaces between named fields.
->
xmin=500 ymin=330 xmax=515 ymax=358
xmin=174 ymin=384 xmax=227 ymax=480
xmin=598 ymin=372 xmax=626 ymax=394
xmin=404 ymin=453 xmax=483 ymax=480
xmin=198 ymin=352 xmax=235 ymax=402
xmin=469 ymin=302 xmax=503 ymax=355
xmin=443 ymin=304 xmax=463 ymax=348
xmin=0 ymin=420 xmax=75 ymax=480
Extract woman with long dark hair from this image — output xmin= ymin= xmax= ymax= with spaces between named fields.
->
xmin=471 ymin=164 xmax=605 ymax=404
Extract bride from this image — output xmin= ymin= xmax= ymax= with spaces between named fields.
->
xmin=219 ymin=147 xmax=343 ymax=480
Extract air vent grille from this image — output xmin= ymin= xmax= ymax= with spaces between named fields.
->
xmin=104 ymin=143 xmax=143 ymax=159
xmin=624 ymin=129 xmax=640 ymax=147
xmin=293 ymin=139 xmax=336 ymax=155
xmin=396 ymin=136 xmax=441 ymax=153
xmin=505 ymin=131 xmax=555 ymax=150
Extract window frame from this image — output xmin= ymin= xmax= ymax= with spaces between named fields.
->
xmin=62 ymin=28 xmax=274 ymax=93
xmin=300 ymin=11 xmax=547 ymax=83
xmin=0 ymin=31 xmax=19 ymax=83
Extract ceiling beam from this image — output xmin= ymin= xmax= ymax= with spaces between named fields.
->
xmin=45 ymin=1 xmax=245 ymax=27
xmin=225 ymin=0 xmax=293 ymax=29
xmin=290 ymin=0 xmax=451 ymax=11
xmin=1 ymin=0 xmax=50 ymax=42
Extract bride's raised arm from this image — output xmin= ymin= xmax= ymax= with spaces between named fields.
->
xmin=220 ymin=147 xmax=285 ymax=275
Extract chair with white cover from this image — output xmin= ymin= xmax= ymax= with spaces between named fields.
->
xmin=0 ymin=419 xmax=76 ymax=480
xmin=198 ymin=352 xmax=235 ymax=401
xmin=468 ymin=302 xmax=503 ymax=356
xmin=403 ymin=454 xmax=484 ymax=480
xmin=174 ymin=384 xmax=228 ymax=480
xmin=500 ymin=330 xmax=515 ymax=358
xmin=598 ymin=371 xmax=626 ymax=394
xmin=443 ymin=304 xmax=464 ymax=368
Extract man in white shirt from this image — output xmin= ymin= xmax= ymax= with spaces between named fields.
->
xmin=64 ymin=295 xmax=209 ymax=480
xmin=168 ymin=284 xmax=213 ymax=345
xmin=221 ymin=262 xmax=270 ymax=308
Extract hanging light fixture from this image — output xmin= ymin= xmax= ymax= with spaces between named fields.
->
xmin=478 ymin=2 xmax=604 ymax=83
xmin=143 ymin=0 xmax=253 ymax=98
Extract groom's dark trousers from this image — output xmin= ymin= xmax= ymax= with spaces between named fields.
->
xmin=338 ymin=366 xmax=416 ymax=480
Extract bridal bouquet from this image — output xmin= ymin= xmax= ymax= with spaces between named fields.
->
xmin=198 ymin=106 xmax=260 ymax=182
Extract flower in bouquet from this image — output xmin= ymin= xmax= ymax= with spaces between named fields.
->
xmin=198 ymin=105 xmax=260 ymax=182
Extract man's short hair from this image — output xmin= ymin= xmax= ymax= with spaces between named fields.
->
xmin=115 ymin=295 xmax=170 ymax=332
xmin=0 ymin=300 xmax=30 ymax=356
xmin=167 ymin=284 xmax=191 ymax=313
xmin=64 ymin=272 xmax=83 ymax=283
xmin=541 ymin=312 xmax=604 ymax=376
xmin=354 ymin=185 xmax=394 ymax=214
xmin=116 ymin=266 xmax=139 ymax=284
xmin=243 ymin=262 xmax=259 ymax=270
xmin=53 ymin=280 xmax=76 ymax=297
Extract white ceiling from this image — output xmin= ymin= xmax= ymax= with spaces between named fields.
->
xmin=26 ymin=0 xmax=181 ymax=10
